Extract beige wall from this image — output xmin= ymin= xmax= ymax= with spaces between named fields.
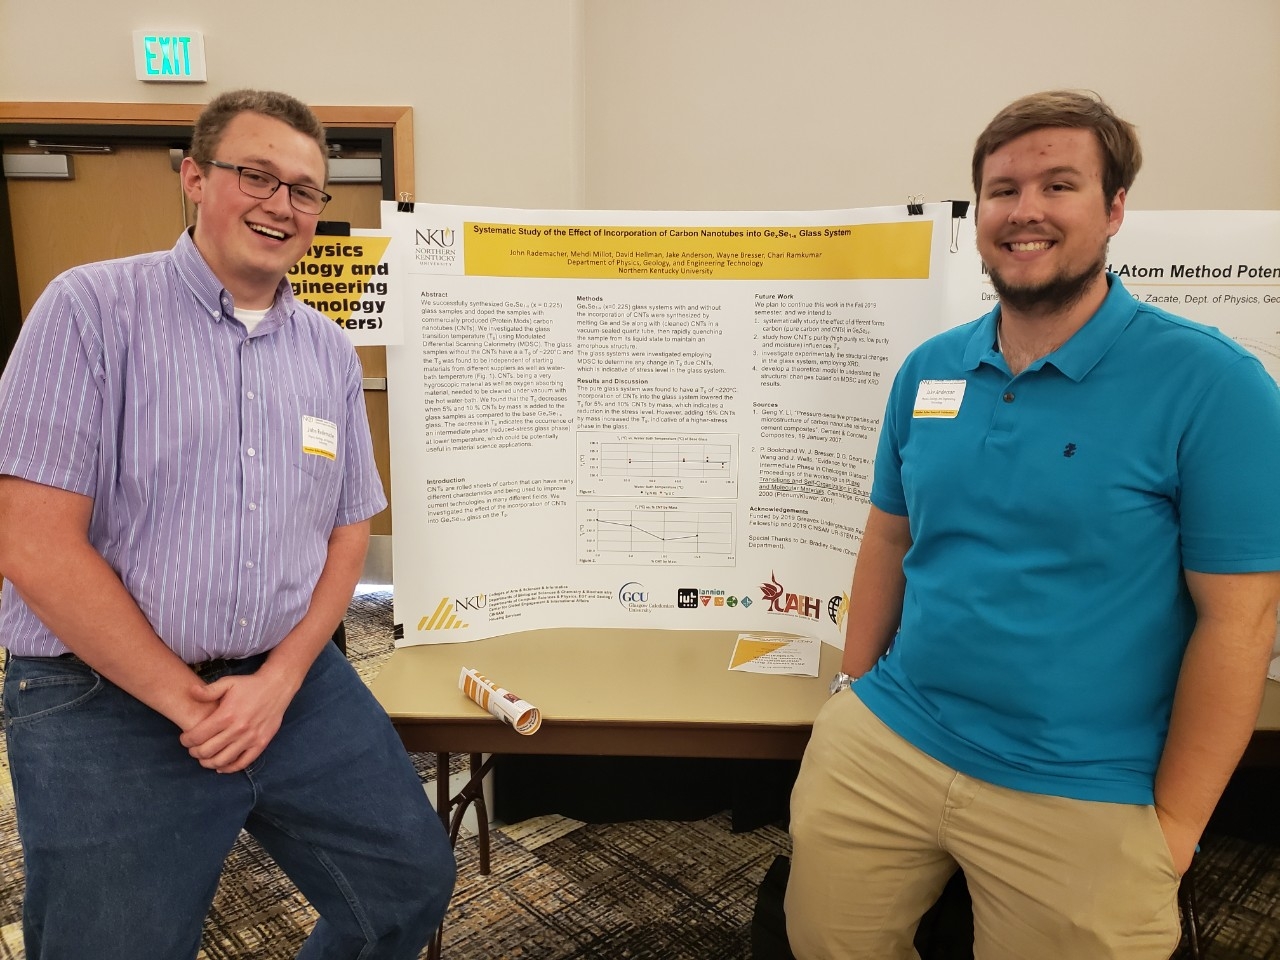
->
xmin=583 ymin=0 xmax=1280 ymax=211
xmin=0 ymin=1 xmax=588 ymax=209
xmin=2 ymin=0 xmax=1276 ymax=212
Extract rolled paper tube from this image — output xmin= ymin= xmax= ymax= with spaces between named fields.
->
xmin=459 ymin=667 xmax=542 ymax=735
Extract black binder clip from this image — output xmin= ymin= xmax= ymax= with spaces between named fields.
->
xmin=396 ymin=191 xmax=415 ymax=214
xmin=907 ymin=195 xmax=925 ymax=216
xmin=392 ymin=623 xmax=405 ymax=641
xmin=948 ymin=200 xmax=971 ymax=252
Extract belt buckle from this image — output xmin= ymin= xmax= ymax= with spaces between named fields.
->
xmin=192 ymin=657 xmax=233 ymax=681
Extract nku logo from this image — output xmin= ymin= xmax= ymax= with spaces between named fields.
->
xmin=618 ymin=581 xmax=649 ymax=609
xmin=415 ymin=228 xmax=456 ymax=247
xmin=418 ymin=595 xmax=485 ymax=632
xmin=413 ymin=227 xmax=460 ymax=270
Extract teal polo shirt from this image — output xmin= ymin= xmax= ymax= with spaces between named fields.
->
xmin=854 ymin=275 xmax=1280 ymax=804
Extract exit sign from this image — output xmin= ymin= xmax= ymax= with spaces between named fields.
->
xmin=133 ymin=30 xmax=207 ymax=83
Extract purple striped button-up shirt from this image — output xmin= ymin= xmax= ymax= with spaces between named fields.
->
xmin=0 ymin=231 xmax=387 ymax=661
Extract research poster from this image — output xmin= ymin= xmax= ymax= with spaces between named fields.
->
xmin=384 ymin=202 xmax=959 ymax=645
xmin=953 ymin=210 xmax=1280 ymax=381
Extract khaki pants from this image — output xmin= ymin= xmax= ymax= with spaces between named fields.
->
xmin=786 ymin=692 xmax=1182 ymax=960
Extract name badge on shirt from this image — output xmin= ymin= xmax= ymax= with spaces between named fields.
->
xmin=913 ymin=379 xmax=966 ymax=419
xmin=301 ymin=415 xmax=339 ymax=461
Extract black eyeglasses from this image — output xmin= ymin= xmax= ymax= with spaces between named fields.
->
xmin=205 ymin=160 xmax=332 ymax=215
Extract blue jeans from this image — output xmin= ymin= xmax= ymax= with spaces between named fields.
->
xmin=3 ymin=642 xmax=455 ymax=960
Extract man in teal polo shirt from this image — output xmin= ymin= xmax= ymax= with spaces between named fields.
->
xmin=785 ymin=90 xmax=1280 ymax=959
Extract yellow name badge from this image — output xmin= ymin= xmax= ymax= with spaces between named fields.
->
xmin=913 ymin=379 xmax=967 ymax=419
xmin=301 ymin=415 xmax=338 ymax=460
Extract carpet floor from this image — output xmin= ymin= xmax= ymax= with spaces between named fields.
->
xmin=0 ymin=590 xmax=1276 ymax=959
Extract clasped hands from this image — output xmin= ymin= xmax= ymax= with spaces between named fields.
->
xmin=178 ymin=670 xmax=295 ymax=774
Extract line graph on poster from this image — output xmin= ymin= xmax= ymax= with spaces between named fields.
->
xmin=575 ymin=432 xmax=738 ymax=499
xmin=577 ymin=501 xmax=736 ymax=566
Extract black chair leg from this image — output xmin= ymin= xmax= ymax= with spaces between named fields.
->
xmin=331 ymin=620 xmax=347 ymax=657
xmin=1178 ymin=864 xmax=1202 ymax=960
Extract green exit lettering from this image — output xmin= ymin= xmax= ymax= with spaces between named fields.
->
xmin=144 ymin=36 xmax=193 ymax=77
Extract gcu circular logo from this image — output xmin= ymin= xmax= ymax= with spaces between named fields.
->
xmin=618 ymin=581 xmax=649 ymax=608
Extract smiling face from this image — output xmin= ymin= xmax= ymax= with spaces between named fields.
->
xmin=181 ymin=110 xmax=327 ymax=309
xmin=976 ymin=126 xmax=1125 ymax=319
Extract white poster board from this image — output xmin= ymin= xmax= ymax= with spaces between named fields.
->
xmin=384 ymin=202 xmax=959 ymax=645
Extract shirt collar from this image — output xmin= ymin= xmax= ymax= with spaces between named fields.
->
xmin=962 ymin=309 xmax=1002 ymax=372
xmin=962 ymin=273 xmax=1139 ymax=381
xmin=172 ymin=228 xmax=299 ymax=330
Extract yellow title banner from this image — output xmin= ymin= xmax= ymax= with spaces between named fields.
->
xmin=463 ymin=221 xmax=933 ymax=281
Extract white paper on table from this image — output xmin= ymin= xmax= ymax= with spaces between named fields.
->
xmin=1268 ymin=655 xmax=1280 ymax=683
xmin=728 ymin=633 xmax=819 ymax=676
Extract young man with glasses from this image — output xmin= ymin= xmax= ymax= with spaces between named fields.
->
xmin=0 ymin=89 xmax=455 ymax=959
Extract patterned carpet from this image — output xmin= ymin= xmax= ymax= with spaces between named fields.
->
xmin=0 ymin=590 xmax=1276 ymax=958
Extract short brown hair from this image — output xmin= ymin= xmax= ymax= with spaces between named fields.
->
xmin=971 ymin=90 xmax=1141 ymax=206
xmin=189 ymin=89 xmax=328 ymax=180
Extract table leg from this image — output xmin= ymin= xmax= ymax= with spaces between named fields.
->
xmin=445 ymin=753 xmax=495 ymax=876
xmin=469 ymin=754 xmax=491 ymax=875
xmin=435 ymin=750 xmax=451 ymax=830
xmin=427 ymin=750 xmax=497 ymax=960
xmin=427 ymin=752 xmax=451 ymax=960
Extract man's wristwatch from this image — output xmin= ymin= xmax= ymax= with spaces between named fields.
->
xmin=829 ymin=671 xmax=855 ymax=696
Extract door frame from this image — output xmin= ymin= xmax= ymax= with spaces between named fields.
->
xmin=0 ymin=101 xmax=414 ymax=364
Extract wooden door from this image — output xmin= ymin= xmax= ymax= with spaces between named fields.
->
xmin=6 ymin=144 xmax=188 ymax=315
